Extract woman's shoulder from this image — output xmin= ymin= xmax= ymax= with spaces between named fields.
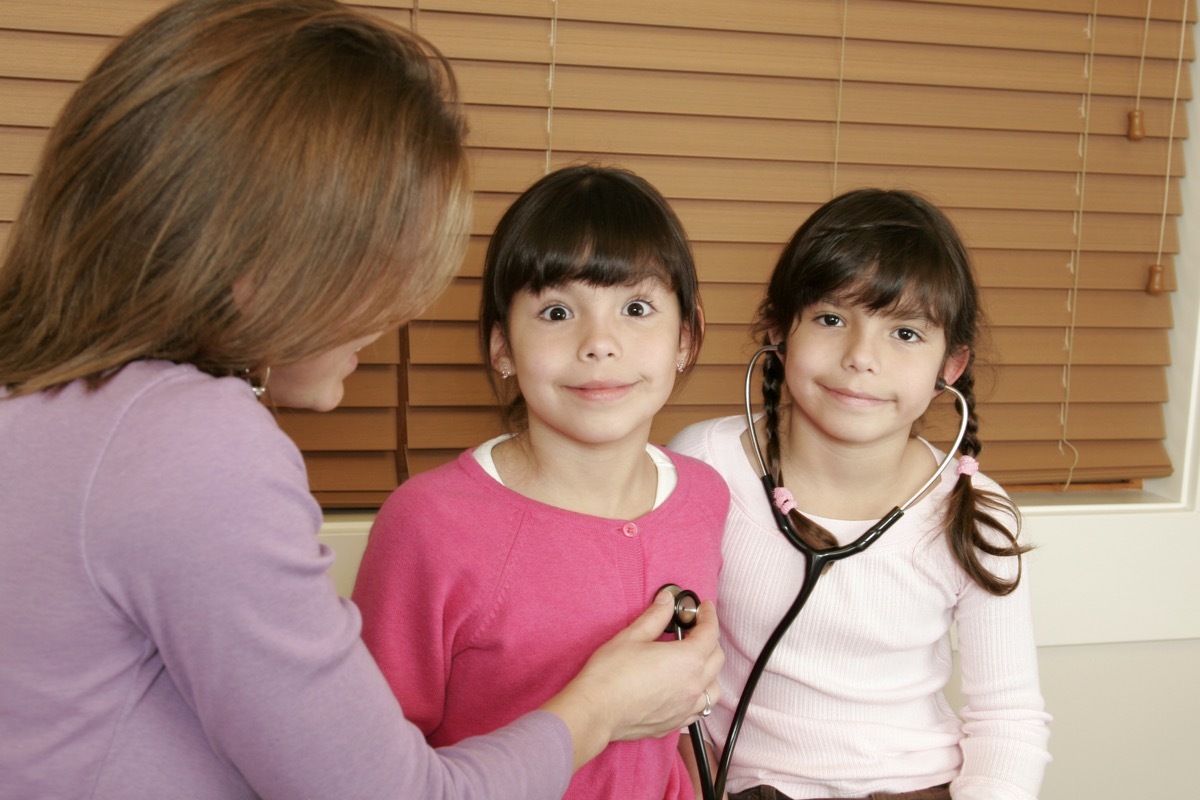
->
xmin=70 ymin=363 xmax=316 ymax=556
xmin=99 ymin=361 xmax=298 ymax=472
xmin=80 ymin=362 xmax=321 ymax=586
xmin=99 ymin=359 xmax=268 ymax=422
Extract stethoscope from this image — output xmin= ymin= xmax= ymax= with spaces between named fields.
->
xmin=667 ymin=343 xmax=971 ymax=800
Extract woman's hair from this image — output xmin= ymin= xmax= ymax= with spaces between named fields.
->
xmin=0 ymin=0 xmax=470 ymax=395
xmin=755 ymin=188 xmax=1028 ymax=596
xmin=479 ymin=164 xmax=704 ymax=429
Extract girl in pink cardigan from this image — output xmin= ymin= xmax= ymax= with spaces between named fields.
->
xmin=355 ymin=165 xmax=729 ymax=800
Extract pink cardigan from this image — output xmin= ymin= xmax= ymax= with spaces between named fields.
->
xmin=355 ymin=447 xmax=729 ymax=800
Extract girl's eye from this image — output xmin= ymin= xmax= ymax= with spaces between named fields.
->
xmin=816 ymin=313 xmax=843 ymax=327
xmin=623 ymin=299 xmax=654 ymax=317
xmin=539 ymin=304 xmax=572 ymax=321
xmin=895 ymin=327 xmax=923 ymax=343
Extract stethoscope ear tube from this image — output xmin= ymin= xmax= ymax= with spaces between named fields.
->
xmin=744 ymin=345 xmax=781 ymax=479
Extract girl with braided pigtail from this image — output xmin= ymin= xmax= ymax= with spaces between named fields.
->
xmin=671 ymin=189 xmax=1050 ymax=800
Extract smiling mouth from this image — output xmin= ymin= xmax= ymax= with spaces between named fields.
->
xmin=825 ymin=386 xmax=886 ymax=406
xmin=568 ymin=381 xmax=636 ymax=401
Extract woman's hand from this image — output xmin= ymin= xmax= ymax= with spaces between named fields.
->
xmin=540 ymin=587 xmax=723 ymax=770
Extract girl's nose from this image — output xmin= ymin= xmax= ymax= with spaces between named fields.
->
xmin=579 ymin=317 xmax=620 ymax=361
xmin=842 ymin=330 xmax=879 ymax=373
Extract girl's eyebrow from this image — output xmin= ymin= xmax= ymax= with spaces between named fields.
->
xmin=817 ymin=295 xmax=936 ymax=326
xmin=889 ymin=309 xmax=935 ymax=324
xmin=810 ymin=295 xmax=849 ymax=310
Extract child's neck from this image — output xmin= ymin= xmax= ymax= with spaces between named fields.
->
xmin=757 ymin=413 xmax=940 ymax=521
xmin=492 ymin=428 xmax=659 ymax=520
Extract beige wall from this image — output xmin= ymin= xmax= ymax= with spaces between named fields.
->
xmin=1001 ymin=640 xmax=1200 ymax=798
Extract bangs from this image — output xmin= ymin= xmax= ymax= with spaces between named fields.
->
xmin=480 ymin=164 xmax=703 ymax=393
xmin=519 ymin=238 xmax=676 ymax=294
xmin=831 ymin=259 xmax=956 ymax=328
xmin=507 ymin=179 xmax=684 ymax=295
xmin=809 ymin=221 xmax=967 ymax=329
xmin=757 ymin=188 xmax=979 ymax=355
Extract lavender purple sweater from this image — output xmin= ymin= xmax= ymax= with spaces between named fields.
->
xmin=0 ymin=360 xmax=572 ymax=800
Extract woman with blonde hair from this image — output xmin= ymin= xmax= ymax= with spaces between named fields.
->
xmin=0 ymin=1 xmax=722 ymax=798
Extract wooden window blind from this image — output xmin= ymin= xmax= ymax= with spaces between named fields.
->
xmin=2 ymin=0 xmax=1194 ymax=502
xmin=407 ymin=0 xmax=1196 ymax=491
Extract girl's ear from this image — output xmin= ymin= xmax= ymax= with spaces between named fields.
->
xmin=767 ymin=324 xmax=789 ymax=350
xmin=940 ymin=345 xmax=970 ymax=388
xmin=489 ymin=324 xmax=513 ymax=375
xmin=678 ymin=306 xmax=706 ymax=366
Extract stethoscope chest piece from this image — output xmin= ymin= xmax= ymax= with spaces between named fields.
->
xmin=658 ymin=583 xmax=700 ymax=635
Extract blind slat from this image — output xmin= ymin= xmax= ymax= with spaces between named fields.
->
xmin=468 ymin=147 xmax=1184 ymax=213
xmin=407 ymin=320 xmax=1172 ymax=368
xmin=418 ymin=0 xmax=1196 ymax=31
xmin=0 ymin=78 xmax=75 ymax=127
xmin=408 ymin=400 xmax=1165 ymax=451
xmin=407 ymin=363 xmax=1170 ymax=408
xmin=304 ymin=453 xmax=399 ymax=493
xmin=551 ymin=0 xmax=1195 ymax=33
xmin=465 ymin=107 xmax=1189 ymax=177
xmin=276 ymin=408 xmax=398 ymax=451
xmin=0 ymin=30 xmax=113 ymax=81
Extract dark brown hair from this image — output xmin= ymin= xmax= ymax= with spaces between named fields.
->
xmin=0 ymin=0 xmax=470 ymax=395
xmin=479 ymin=164 xmax=703 ymax=430
xmin=756 ymin=188 xmax=1028 ymax=595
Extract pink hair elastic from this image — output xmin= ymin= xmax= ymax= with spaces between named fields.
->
xmin=956 ymin=455 xmax=979 ymax=478
xmin=773 ymin=486 xmax=797 ymax=515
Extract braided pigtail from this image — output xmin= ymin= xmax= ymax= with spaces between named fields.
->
xmin=943 ymin=365 xmax=1030 ymax=595
xmin=760 ymin=343 xmax=838 ymax=552
xmin=760 ymin=345 xmax=786 ymax=483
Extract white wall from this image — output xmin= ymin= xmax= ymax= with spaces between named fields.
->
xmin=319 ymin=52 xmax=1200 ymax=799
xmin=1004 ymin=45 xmax=1200 ymax=800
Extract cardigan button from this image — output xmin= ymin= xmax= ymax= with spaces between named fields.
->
xmin=622 ymin=522 xmax=638 ymax=537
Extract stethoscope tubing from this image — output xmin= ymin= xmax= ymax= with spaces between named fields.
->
xmin=693 ymin=345 xmax=970 ymax=800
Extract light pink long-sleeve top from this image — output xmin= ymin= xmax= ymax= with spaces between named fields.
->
xmin=669 ymin=415 xmax=1050 ymax=800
